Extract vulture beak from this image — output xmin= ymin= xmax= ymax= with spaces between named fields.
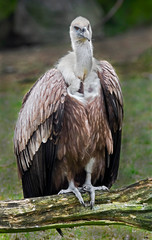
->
xmin=78 ymin=27 xmax=91 ymax=42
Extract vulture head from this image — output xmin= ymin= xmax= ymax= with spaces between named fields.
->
xmin=70 ymin=16 xmax=92 ymax=47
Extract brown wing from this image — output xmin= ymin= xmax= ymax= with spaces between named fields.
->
xmin=97 ymin=60 xmax=123 ymax=188
xmin=14 ymin=69 xmax=67 ymax=197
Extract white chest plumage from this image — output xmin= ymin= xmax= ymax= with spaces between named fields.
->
xmin=57 ymin=51 xmax=101 ymax=104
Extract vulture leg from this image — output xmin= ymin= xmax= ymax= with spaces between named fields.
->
xmin=82 ymin=175 xmax=109 ymax=208
xmin=81 ymin=158 xmax=109 ymax=208
xmin=58 ymin=180 xmax=85 ymax=206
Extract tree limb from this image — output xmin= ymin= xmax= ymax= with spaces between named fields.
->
xmin=102 ymin=0 xmax=124 ymax=24
xmin=0 ymin=178 xmax=151 ymax=233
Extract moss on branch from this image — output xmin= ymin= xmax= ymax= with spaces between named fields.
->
xmin=0 ymin=178 xmax=151 ymax=233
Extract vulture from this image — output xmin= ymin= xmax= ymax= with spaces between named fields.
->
xmin=14 ymin=16 xmax=123 ymax=208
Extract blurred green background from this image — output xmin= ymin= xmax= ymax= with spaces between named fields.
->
xmin=97 ymin=0 xmax=152 ymax=34
xmin=0 ymin=0 xmax=152 ymax=239
xmin=0 ymin=0 xmax=152 ymax=47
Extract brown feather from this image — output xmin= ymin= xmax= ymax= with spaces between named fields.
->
xmin=14 ymin=69 xmax=67 ymax=176
xmin=97 ymin=60 xmax=123 ymax=187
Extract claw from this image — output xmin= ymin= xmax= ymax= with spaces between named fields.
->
xmin=58 ymin=180 xmax=85 ymax=207
xmin=93 ymin=185 xmax=109 ymax=192
xmin=82 ymin=184 xmax=109 ymax=208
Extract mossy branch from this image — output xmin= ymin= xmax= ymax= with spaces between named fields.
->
xmin=0 ymin=178 xmax=151 ymax=234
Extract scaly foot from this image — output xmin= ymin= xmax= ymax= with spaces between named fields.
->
xmin=58 ymin=180 xmax=85 ymax=207
xmin=82 ymin=184 xmax=109 ymax=209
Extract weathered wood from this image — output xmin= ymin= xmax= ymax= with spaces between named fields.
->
xmin=0 ymin=178 xmax=151 ymax=233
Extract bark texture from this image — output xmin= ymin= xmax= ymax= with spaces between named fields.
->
xmin=0 ymin=178 xmax=151 ymax=233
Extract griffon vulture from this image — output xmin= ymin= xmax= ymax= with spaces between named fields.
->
xmin=14 ymin=16 xmax=123 ymax=208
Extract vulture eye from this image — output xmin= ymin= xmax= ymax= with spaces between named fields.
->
xmin=74 ymin=26 xmax=80 ymax=31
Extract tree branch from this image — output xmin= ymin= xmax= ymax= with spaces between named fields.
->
xmin=102 ymin=0 xmax=124 ymax=24
xmin=0 ymin=178 xmax=151 ymax=233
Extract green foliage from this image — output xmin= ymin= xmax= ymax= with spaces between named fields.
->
xmin=26 ymin=1 xmax=55 ymax=28
xmin=96 ymin=0 xmax=152 ymax=35
xmin=0 ymin=0 xmax=18 ymax=21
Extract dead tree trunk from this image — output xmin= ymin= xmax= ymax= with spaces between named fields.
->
xmin=0 ymin=178 xmax=151 ymax=233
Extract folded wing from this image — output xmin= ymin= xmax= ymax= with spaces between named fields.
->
xmin=98 ymin=60 xmax=123 ymax=187
xmin=14 ymin=69 xmax=67 ymax=197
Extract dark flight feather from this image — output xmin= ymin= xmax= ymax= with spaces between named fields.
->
xmin=97 ymin=60 xmax=123 ymax=188
xmin=14 ymin=69 xmax=67 ymax=197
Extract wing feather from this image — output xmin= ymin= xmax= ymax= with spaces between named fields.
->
xmin=98 ymin=60 xmax=123 ymax=187
xmin=14 ymin=69 xmax=67 ymax=178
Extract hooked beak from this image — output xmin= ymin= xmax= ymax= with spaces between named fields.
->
xmin=78 ymin=28 xmax=91 ymax=42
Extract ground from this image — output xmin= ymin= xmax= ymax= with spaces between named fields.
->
xmin=0 ymin=25 xmax=152 ymax=239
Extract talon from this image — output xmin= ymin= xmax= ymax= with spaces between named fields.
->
xmin=58 ymin=180 xmax=85 ymax=206
xmin=90 ymin=201 xmax=94 ymax=209
xmin=82 ymin=184 xmax=109 ymax=208
xmin=80 ymin=200 xmax=86 ymax=207
xmin=94 ymin=185 xmax=109 ymax=192
xmin=58 ymin=189 xmax=67 ymax=195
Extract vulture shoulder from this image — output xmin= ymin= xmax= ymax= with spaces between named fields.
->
xmin=98 ymin=60 xmax=123 ymax=187
xmin=14 ymin=69 xmax=67 ymax=178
